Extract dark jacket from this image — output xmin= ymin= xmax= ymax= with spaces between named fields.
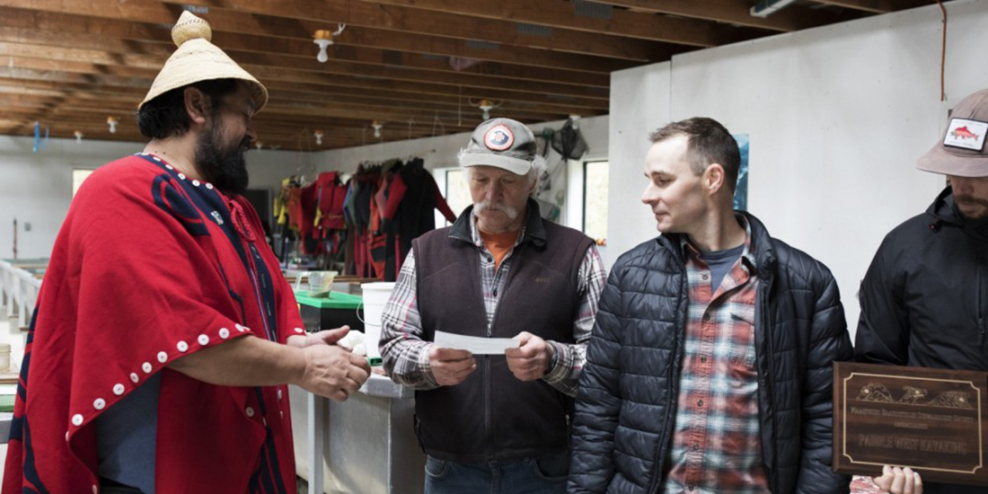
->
xmin=569 ymin=212 xmax=853 ymax=494
xmin=855 ymin=186 xmax=988 ymax=494
xmin=414 ymin=201 xmax=594 ymax=463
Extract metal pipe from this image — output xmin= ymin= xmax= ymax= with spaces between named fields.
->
xmin=750 ymin=0 xmax=800 ymax=18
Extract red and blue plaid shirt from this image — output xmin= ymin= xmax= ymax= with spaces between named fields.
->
xmin=662 ymin=218 xmax=770 ymax=494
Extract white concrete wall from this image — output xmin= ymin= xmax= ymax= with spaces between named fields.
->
xmin=607 ymin=0 xmax=988 ymax=338
xmin=0 ymin=135 xmax=309 ymax=260
xmin=607 ymin=63 xmax=672 ymax=268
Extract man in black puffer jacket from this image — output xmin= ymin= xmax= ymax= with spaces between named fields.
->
xmin=856 ymin=88 xmax=988 ymax=494
xmin=569 ymin=117 xmax=853 ymax=494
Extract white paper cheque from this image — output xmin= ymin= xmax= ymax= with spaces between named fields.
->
xmin=433 ymin=331 xmax=519 ymax=355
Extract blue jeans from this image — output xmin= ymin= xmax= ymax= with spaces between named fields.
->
xmin=423 ymin=451 xmax=569 ymax=494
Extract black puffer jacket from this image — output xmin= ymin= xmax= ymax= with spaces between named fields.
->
xmin=856 ymin=187 xmax=988 ymax=494
xmin=569 ymin=213 xmax=853 ymax=494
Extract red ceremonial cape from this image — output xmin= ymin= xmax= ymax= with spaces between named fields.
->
xmin=3 ymin=154 xmax=303 ymax=494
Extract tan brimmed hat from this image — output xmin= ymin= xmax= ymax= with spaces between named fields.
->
xmin=139 ymin=11 xmax=268 ymax=112
xmin=917 ymin=89 xmax=988 ymax=178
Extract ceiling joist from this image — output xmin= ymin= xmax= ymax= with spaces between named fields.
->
xmin=0 ymin=0 xmax=947 ymax=150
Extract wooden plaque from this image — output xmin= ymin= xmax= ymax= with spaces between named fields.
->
xmin=833 ymin=362 xmax=988 ymax=485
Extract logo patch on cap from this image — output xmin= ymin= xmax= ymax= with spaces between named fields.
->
xmin=943 ymin=118 xmax=987 ymax=152
xmin=484 ymin=124 xmax=514 ymax=151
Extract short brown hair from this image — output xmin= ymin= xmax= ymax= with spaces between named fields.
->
xmin=649 ymin=117 xmax=741 ymax=191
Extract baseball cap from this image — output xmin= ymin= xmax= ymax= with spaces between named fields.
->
xmin=458 ymin=118 xmax=538 ymax=175
xmin=917 ymin=89 xmax=988 ymax=177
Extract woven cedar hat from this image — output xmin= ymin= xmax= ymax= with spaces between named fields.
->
xmin=139 ymin=11 xmax=268 ymax=112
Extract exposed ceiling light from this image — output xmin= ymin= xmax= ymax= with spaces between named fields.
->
xmin=468 ymin=98 xmax=502 ymax=120
xmin=313 ymin=24 xmax=346 ymax=63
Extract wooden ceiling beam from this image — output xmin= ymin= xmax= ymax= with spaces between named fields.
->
xmin=0 ymin=39 xmax=609 ymax=103
xmin=0 ymin=6 xmax=634 ymax=74
xmin=0 ymin=60 xmax=610 ymax=113
xmin=357 ymin=0 xmax=734 ymax=47
xmin=167 ymin=0 xmax=676 ymax=61
xmin=586 ymin=0 xmax=846 ymax=32
xmin=0 ymin=62 xmax=608 ymax=114
xmin=4 ymin=0 xmax=668 ymax=62
xmin=0 ymin=92 xmax=573 ymax=131
xmin=0 ymin=92 xmax=504 ymax=132
xmin=808 ymin=0 xmax=889 ymax=13
xmin=0 ymin=9 xmax=612 ymax=88
xmin=0 ymin=76 xmax=596 ymax=123
xmin=809 ymin=0 xmax=931 ymax=14
xmin=337 ymin=24 xmax=637 ymax=74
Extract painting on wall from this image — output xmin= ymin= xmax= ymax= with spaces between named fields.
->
xmin=733 ymin=134 xmax=749 ymax=211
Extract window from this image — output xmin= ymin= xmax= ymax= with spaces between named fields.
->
xmin=72 ymin=169 xmax=95 ymax=197
xmin=438 ymin=168 xmax=472 ymax=226
xmin=582 ymin=160 xmax=609 ymax=243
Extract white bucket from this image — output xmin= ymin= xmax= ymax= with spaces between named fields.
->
xmin=360 ymin=282 xmax=395 ymax=328
xmin=364 ymin=322 xmax=382 ymax=358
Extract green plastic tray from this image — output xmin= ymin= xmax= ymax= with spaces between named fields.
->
xmin=295 ymin=290 xmax=363 ymax=309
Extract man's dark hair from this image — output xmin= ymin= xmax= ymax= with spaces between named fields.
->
xmin=649 ymin=117 xmax=741 ymax=192
xmin=137 ymin=79 xmax=239 ymax=139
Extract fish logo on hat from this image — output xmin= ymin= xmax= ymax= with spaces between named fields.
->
xmin=943 ymin=118 xmax=988 ymax=152
xmin=951 ymin=126 xmax=980 ymax=140
xmin=484 ymin=124 xmax=514 ymax=151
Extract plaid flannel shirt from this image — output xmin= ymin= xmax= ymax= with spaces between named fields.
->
xmin=662 ymin=218 xmax=770 ymax=494
xmin=379 ymin=214 xmax=606 ymax=397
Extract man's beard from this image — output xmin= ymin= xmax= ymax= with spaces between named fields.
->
xmin=195 ymin=122 xmax=251 ymax=196
xmin=954 ymin=195 xmax=988 ymax=220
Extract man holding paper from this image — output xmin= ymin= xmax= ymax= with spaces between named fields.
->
xmin=379 ymin=118 xmax=606 ymax=494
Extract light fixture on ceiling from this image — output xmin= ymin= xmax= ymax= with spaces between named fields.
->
xmin=372 ymin=120 xmax=383 ymax=138
xmin=314 ymin=129 xmax=324 ymax=146
xmin=313 ymin=24 xmax=346 ymax=63
xmin=107 ymin=116 xmax=119 ymax=134
xmin=750 ymin=0 xmax=799 ymax=18
xmin=469 ymin=98 xmax=502 ymax=120
xmin=73 ymin=130 xmax=84 ymax=143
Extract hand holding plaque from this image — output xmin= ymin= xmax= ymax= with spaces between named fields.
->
xmin=873 ymin=466 xmax=923 ymax=494
xmin=834 ymin=362 xmax=988 ymax=486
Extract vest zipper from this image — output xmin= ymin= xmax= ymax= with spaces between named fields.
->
xmin=485 ymin=356 xmax=493 ymax=461
xmin=480 ymin=235 xmax=523 ymax=461
xmin=485 ymin=248 xmax=512 ymax=462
